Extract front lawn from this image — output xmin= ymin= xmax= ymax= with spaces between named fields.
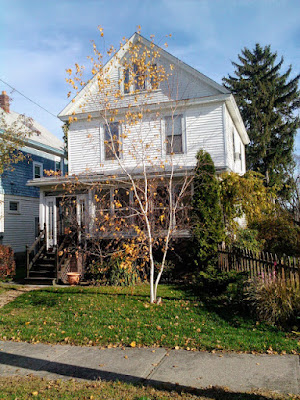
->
xmin=0 ymin=284 xmax=298 ymax=353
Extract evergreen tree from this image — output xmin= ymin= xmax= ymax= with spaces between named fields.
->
xmin=223 ymin=44 xmax=299 ymax=196
xmin=192 ymin=150 xmax=225 ymax=269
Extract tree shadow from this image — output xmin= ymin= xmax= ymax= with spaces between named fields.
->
xmin=0 ymin=351 xmax=283 ymax=400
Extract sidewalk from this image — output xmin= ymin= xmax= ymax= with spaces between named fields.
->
xmin=0 ymin=341 xmax=299 ymax=394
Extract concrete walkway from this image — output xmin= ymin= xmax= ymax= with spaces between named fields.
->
xmin=0 ymin=341 xmax=299 ymax=395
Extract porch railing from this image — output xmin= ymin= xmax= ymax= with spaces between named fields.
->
xmin=55 ymin=230 xmax=77 ymax=279
xmin=26 ymin=223 xmax=47 ymax=278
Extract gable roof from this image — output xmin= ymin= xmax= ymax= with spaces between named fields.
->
xmin=0 ymin=108 xmax=65 ymax=155
xmin=58 ymin=32 xmax=230 ymax=118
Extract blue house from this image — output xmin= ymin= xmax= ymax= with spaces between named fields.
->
xmin=0 ymin=91 xmax=66 ymax=254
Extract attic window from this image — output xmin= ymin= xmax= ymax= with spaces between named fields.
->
xmin=124 ymin=68 xmax=130 ymax=94
xmin=134 ymin=63 xmax=146 ymax=91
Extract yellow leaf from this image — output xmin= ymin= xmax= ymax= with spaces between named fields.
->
xmin=130 ymin=341 xmax=136 ymax=348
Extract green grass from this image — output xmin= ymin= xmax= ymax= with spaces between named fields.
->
xmin=0 ymin=376 xmax=298 ymax=400
xmin=0 ymin=284 xmax=298 ymax=354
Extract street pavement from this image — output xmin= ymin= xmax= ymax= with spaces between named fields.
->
xmin=0 ymin=340 xmax=299 ymax=394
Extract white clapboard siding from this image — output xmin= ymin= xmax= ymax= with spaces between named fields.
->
xmin=3 ymin=195 xmax=39 ymax=253
xmin=74 ymin=55 xmax=222 ymax=116
xmin=224 ymin=105 xmax=246 ymax=174
xmin=68 ymin=102 xmax=225 ymax=175
xmin=68 ymin=120 xmax=101 ymax=175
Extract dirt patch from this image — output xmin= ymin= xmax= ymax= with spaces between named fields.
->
xmin=0 ymin=288 xmax=36 ymax=308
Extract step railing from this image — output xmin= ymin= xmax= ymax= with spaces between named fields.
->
xmin=55 ymin=230 xmax=77 ymax=280
xmin=26 ymin=223 xmax=47 ymax=278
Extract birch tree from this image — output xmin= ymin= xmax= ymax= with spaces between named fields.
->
xmin=65 ymin=28 xmax=193 ymax=302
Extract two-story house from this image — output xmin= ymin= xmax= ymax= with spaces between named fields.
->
xmin=0 ymin=91 xmax=66 ymax=255
xmin=27 ymin=33 xmax=249 ymax=283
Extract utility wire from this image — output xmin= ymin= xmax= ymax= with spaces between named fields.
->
xmin=0 ymin=78 xmax=58 ymax=118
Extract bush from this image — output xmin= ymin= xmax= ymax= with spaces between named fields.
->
xmin=245 ymin=275 xmax=300 ymax=328
xmin=0 ymin=245 xmax=15 ymax=279
xmin=250 ymin=212 xmax=300 ymax=257
xmin=233 ymin=228 xmax=265 ymax=254
xmin=85 ymin=256 xmax=143 ymax=286
xmin=195 ymin=266 xmax=247 ymax=297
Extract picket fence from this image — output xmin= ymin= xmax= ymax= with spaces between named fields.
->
xmin=218 ymin=244 xmax=300 ymax=287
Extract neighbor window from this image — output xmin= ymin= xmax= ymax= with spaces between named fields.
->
xmin=104 ymin=123 xmax=120 ymax=160
xmin=33 ymin=162 xmax=43 ymax=179
xmin=55 ymin=160 xmax=61 ymax=172
xmin=165 ymin=115 xmax=183 ymax=154
xmin=9 ymin=201 xmax=20 ymax=213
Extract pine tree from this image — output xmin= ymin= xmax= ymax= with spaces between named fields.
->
xmin=223 ymin=44 xmax=299 ymax=197
xmin=192 ymin=150 xmax=225 ymax=269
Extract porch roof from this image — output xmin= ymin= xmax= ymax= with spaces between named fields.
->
xmin=27 ymin=164 xmax=228 ymax=189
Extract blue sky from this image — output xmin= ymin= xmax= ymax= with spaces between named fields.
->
xmin=0 ymin=0 xmax=299 ymax=154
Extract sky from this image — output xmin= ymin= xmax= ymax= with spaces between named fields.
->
xmin=0 ymin=0 xmax=299 ymax=154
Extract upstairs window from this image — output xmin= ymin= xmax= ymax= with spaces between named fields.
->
xmin=104 ymin=123 xmax=120 ymax=160
xmin=124 ymin=68 xmax=130 ymax=94
xmin=134 ymin=63 xmax=146 ymax=91
xmin=33 ymin=161 xmax=43 ymax=179
xmin=165 ymin=115 xmax=183 ymax=154
xmin=55 ymin=160 xmax=61 ymax=173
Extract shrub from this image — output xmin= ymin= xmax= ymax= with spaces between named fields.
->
xmin=245 ymin=275 xmax=300 ymax=327
xmin=0 ymin=245 xmax=15 ymax=279
xmin=250 ymin=211 xmax=300 ymax=257
xmin=233 ymin=228 xmax=265 ymax=254
xmin=195 ymin=267 xmax=247 ymax=297
xmin=192 ymin=150 xmax=225 ymax=270
xmin=85 ymin=256 xmax=143 ymax=286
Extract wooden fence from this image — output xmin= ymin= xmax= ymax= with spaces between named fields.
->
xmin=218 ymin=245 xmax=300 ymax=287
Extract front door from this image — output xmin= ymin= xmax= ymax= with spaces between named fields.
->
xmin=46 ymin=196 xmax=57 ymax=249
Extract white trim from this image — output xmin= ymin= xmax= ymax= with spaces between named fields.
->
xmin=33 ymin=161 xmax=43 ymax=179
xmin=8 ymin=200 xmax=21 ymax=215
xmin=0 ymin=193 xmax=4 ymax=232
xmin=222 ymin=104 xmax=228 ymax=169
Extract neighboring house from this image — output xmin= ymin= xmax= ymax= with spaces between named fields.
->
xmin=0 ymin=91 xmax=66 ymax=254
xmin=26 ymin=33 xmax=249 ymax=282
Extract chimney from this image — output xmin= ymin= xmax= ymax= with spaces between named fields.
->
xmin=0 ymin=91 xmax=10 ymax=113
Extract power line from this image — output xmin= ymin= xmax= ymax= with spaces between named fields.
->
xmin=0 ymin=78 xmax=58 ymax=119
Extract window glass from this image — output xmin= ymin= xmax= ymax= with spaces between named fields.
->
xmin=134 ymin=63 xmax=146 ymax=91
xmin=104 ymin=123 xmax=119 ymax=160
xmin=124 ymin=68 xmax=130 ymax=94
xmin=165 ymin=115 xmax=183 ymax=154
xmin=9 ymin=201 xmax=19 ymax=212
xmin=33 ymin=162 xmax=43 ymax=178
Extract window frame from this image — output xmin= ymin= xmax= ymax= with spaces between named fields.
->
xmin=9 ymin=200 xmax=20 ymax=214
xmin=104 ymin=122 xmax=121 ymax=161
xmin=164 ymin=114 xmax=185 ymax=155
xmin=33 ymin=161 xmax=43 ymax=179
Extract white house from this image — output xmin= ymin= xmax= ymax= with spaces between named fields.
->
xmin=26 ymin=33 xmax=249 ymax=282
